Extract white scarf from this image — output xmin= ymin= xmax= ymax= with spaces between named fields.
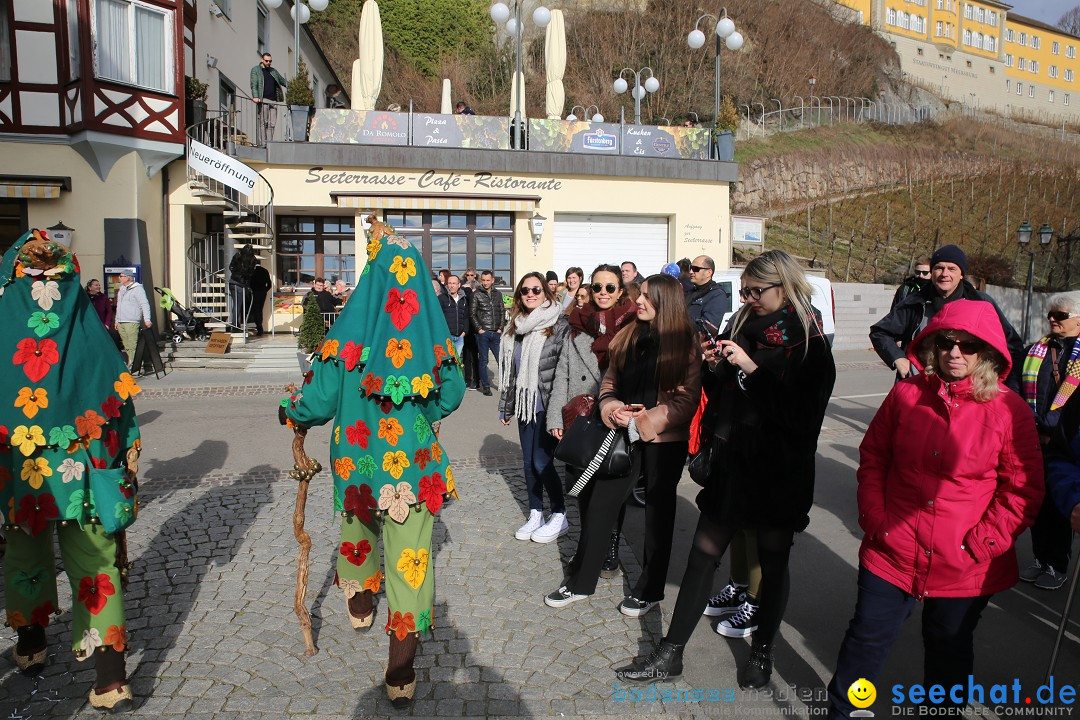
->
xmin=499 ymin=300 xmax=563 ymax=422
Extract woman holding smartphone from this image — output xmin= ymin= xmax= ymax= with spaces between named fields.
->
xmin=545 ymin=274 xmax=700 ymax=615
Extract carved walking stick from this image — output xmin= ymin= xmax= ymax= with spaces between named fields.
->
xmin=283 ymin=384 xmax=322 ymax=656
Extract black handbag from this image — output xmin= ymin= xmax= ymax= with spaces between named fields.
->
xmin=554 ymin=412 xmax=633 ymax=497
xmin=688 ymin=434 xmax=721 ymax=487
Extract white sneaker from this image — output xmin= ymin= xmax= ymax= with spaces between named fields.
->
xmin=531 ymin=512 xmax=568 ymax=543
xmin=515 ymin=510 xmax=544 ymax=540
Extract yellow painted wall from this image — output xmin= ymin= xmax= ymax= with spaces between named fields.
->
xmin=884 ymin=0 xmax=930 ymax=40
xmin=834 ymin=0 xmax=871 ymax=25
xmin=960 ymin=1 xmax=1002 ymax=60
xmin=1004 ymin=17 xmax=1080 ymax=93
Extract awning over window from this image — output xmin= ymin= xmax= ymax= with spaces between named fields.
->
xmin=0 ymin=176 xmax=71 ymax=199
xmin=332 ymin=192 xmax=539 ymax=212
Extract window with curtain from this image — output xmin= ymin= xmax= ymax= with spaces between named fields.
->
xmin=67 ymin=0 xmax=80 ymax=80
xmin=257 ymin=3 xmax=268 ymax=55
xmin=94 ymin=0 xmax=173 ymax=93
xmin=0 ymin=0 xmax=11 ymax=83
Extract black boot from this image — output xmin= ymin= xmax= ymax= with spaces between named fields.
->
xmin=740 ymin=642 xmax=773 ymax=689
xmin=601 ymin=532 xmax=621 ymax=579
xmin=89 ymin=647 xmax=134 ymax=711
xmin=616 ymin=640 xmax=684 ymax=682
xmin=14 ymin=624 xmax=47 ymax=674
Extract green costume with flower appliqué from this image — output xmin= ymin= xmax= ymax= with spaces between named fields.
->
xmin=285 ymin=217 xmax=464 ymax=701
xmin=0 ymin=229 xmax=141 ymax=708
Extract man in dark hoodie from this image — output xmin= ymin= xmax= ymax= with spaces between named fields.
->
xmin=685 ymin=254 xmax=732 ymax=330
xmin=870 ymin=244 xmax=1024 ymax=384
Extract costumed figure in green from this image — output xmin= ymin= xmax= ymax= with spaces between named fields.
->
xmin=284 ymin=216 xmax=465 ymax=705
xmin=0 ymin=229 xmax=142 ymax=711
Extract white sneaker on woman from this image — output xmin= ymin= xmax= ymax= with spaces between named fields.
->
xmin=531 ymin=513 xmax=568 ymax=543
xmin=515 ymin=510 xmax=544 ymax=540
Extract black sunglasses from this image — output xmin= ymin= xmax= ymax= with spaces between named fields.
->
xmin=739 ymin=283 xmax=781 ymax=301
xmin=689 ymin=265 xmax=711 ymax=273
xmin=934 ymin=335 xmax=984 ymax=354
xmin=915 ymin=269 xmax=931 ymax=276
xmin=591 ymin=282 xmax=619 ymax=294
xmin=1048 ymin=311 xmax=1076 ymax=322
xmin=519 ymin=286 xmax=543 ymax=296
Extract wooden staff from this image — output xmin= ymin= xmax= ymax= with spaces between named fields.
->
xmin=290 ymin=426 xmax=321 ymax=656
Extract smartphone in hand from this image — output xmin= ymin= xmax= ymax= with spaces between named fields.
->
xmin=695 ymin=318 xmax=720 ymax=349
xmin=625 ymin=403 xmax=645 ymax=412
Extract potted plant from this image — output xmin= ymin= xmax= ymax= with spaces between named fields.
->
xmin=713 ymin=95 xmax=739 ymax=161
xmin=296 ymin=294 xmax=325 ymax=372
xmin=285 ymin=57 xmax=315 ymax=142
xmin=185 ymin=76 xmax=209 ymax=126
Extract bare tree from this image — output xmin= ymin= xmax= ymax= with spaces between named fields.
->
xmin=1059 ymin=5 xmax=1080 ymax=37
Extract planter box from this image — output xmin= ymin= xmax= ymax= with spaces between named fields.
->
xmin=714 ymin=130 xmax=735 ymax=161
xmin=289 ymin=105 xmax=311 ymax=142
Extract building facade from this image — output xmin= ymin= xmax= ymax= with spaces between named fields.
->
xmin=833 ymin=0 xmax=1080 ymax=122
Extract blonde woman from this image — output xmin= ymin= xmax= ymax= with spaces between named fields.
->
xmin=618 ymin=250 xmax=835 ymax=689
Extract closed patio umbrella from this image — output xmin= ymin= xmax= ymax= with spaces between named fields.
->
xmin=544 ymin=10 xmax=566 ymax=120
xmin=351 ymin=0 xmax=383 ymax=111
xmin=441 ymin=79 xmax=452 ymax=115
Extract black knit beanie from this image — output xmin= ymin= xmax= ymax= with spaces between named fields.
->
xmin=930 ymin=245 xmax=967 ymax=276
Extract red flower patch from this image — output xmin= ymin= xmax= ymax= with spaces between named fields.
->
xmin=413 ymin=447 xmax=431 ymax=470
xmin=418 ymin=473 xmax=447 ymax=514
xmin=77 ymin=574 xmax=116 ymax=615
xmin=385 ymin=288 xmax=420 ymax=331
xmin=103 ymin=429 xmax=120 ymax=458
xmin=339 ymin=539 xmax=372 ymax=567
xmin=380 ymin=400 xmax=393 ymax=414
xmin=100 ymin=396 xmax=122 ymax=419
xmin=13 ymin=338 xmax=59 ymax=382
xmin=345 ymin=420 xmax=370 ymax=448
xmin=387 ymin=611 xmax=416 ymax=641
xmin=0 ymin=424 xmax=8 ymax=452
xmin=30 ymin=601 xmax=55 ymax=627
xmin=362 ymin=373 xmax=382 ymax=397
xmin=340 ymin=341 xmax=364 ymax=371
xmin=91 ymin=457 xmax=108 ymax=469
xmin=344 ymin=484 xmax=378 ymax=523
xmin=16 ymin=493 xmax=58 ymax=535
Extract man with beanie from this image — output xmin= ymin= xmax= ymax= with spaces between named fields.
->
xmin=545 ymin=271 xmax=560 ymax=297
xmin=870 ymin=244 xmax=1024 ymax=383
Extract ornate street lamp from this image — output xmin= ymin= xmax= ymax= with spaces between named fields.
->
xmin=613 ymin=68 xmax=659 ymax=125
xmin=491 ymin=2 xmax=551 ymax=145
xmin=687 ymin=7 xmax=744 ymax=155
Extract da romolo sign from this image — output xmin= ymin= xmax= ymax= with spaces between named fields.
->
xmin=305 ymin=168 xmax=563 ymax=192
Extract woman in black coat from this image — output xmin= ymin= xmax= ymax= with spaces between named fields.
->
xmin=618 ymin=250 xmax=835 ymax=689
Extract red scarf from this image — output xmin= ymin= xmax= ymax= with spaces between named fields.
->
xmin=569 ymin=300 xmax=636 ymax=371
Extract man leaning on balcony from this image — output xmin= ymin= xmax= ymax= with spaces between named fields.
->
xmin=250 ymin=53 xmax=287 ymax=145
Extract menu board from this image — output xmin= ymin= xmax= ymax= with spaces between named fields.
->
xmin=412 ymin=114 xmax=511 ymax=150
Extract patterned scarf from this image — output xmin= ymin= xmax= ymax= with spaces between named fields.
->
xmin=1022 ymin=337 xmax=1080 ymax=412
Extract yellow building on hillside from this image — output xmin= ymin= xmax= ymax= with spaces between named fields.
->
xmin=832 ymin=0 xmax=1079 ymax=121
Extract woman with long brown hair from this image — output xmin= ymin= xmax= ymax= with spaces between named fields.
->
xmin=498 ymin=272 xmax=571 ymax=543
xmin=545 ymin=273 xmax=700 ymax=613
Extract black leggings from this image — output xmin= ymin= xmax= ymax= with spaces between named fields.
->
xmin=666 ymin=512 xmax=794 ymax=647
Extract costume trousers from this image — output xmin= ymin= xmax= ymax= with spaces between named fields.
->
xmin=475 ymin=331 xmax=500 ymax=389
xmin=1031 ymin=470 xmax=1073 ymax=573
xmin=338 ymin=509 xmax=436 ymax=637
xmin=4 ymin=523 xmax=126 ymax=658
xmin=666 ymin=512 xmax=793 ymax=647
xmin=567 ymin=441 xmax=687 ymax=598
xmin=518 ymin=413 xmax=564 ymax=514
xmin=826 ymin=567 xmax=991 ymax=719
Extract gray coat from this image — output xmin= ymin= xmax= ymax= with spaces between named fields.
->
xmin=546 ymin=331 xmax=603 ymax=432
xmin=497 ymin=317 xmax=569 ymax=420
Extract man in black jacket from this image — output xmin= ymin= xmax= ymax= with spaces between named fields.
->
xmin=440 ymin=275 xmax=470 ymax=358
xmin=686 ymin=254 xmax=732 ymax=330
xmin=470 ymin=270 xmax=504 ymax=396
xmin=869 ymin=245 xmax=1024 ymax=384
xmin=248 ymin=260 xmax=273 ymax=335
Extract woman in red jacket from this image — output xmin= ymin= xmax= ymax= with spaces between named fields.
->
xmin=827 ymin=299 xmax=1044 ymax=718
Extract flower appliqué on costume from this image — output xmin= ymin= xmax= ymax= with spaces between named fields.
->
xmin=75 ymin=410 xmax=106 ymax=440
xmin=381 ymin=452 xmax=410 ymax=483
xmin=385 ymin=288 xmax=420 ymax=331
xmin=433 ymin=344 xmax=448 ymax=366
xmin=48 ymin=425 xmax=77 ymax=448
xmin=6 ymin=610 xmax=27 ymax=630
xmin=340 ymin=539 xmax=372 ymax=567
xmin=378 ymin=480 xmax=415 ymax=522
xmin=362 ymin=372 xmax=383 ymax=397
xmin=20 ymin=458 xmax=51 ymax=490
xmin=397 ymin=547 xmax=429 ymax=589
xmin=320 ymin=339 xmax=340 ymax=361
xmin=13 ymin=568 xmax=46 ymax=599
xmin=413 ymin=447 xmax=431 ymax=470
xmin=417 ymin=609 xmax=432 ymax=634
xmin=344 ymin=484 xmax=377 ymax=522
xmin=378 ymin=417 xmax=404 ymax=447
xmin=340 ymin=341 xmax=364 ymax=371
xmin=30 ymin=601 xmax=55 ymax=627
xmin=385 ymin=339 xmax=413 ymax=369
xmin=346 ymin=420 xmax=371 ymax=448
xmin=104 ymin=624 xmax=126 ymax=652
xmin=13 ymin=338 xmax=59 ymax=382
xmin=366 ymin=237 xmax=382 ymax=263
xmin=413 ymin=415 xmax=431 ymax=444
xmin=446 ymin=466 xmax=458 ymax=499
xmin=58 ymin=459 xmax=84 ymax=483
xmin=14 ymin=387 xmax=48 ymax=419
xmin=78 ymin=574 xmax=116 ymax=615
xmin=389 ymin=255 xmax=416 ymax=285
xmin=334 ymin=457 xmax=356 ymax=480
xmin=81 ymin=628 xmax=103 ymax=654
xmin=356 ymin=455 xmax=376 ymax=478
xmin=11 ymin=425 xmax=45 ymax=456
xmin=364 ymin=570 xmax=383 ymax=593
xmin=66 ymin=489 xmax=94 ymax=519
xmin=383 ymin=375 xmax=409 ymax=404
xmin=114 ymin=373 xmax=141 ymax=400
xmin=100 ymin=395 xmax=122 ymax=419
xmin=16 ymin=493 xmax=57 ymax=535
xmin=387 ymin=611 xmax=416 ymax=641
xmin=418 ymin=473 xmax=447 ymax=514
xmin=31 ymin=280 xmax=61 ymax=311
xmin=411 ymin=374 xmax=434 ymax=398
xmin=430 ymin=442 xmax=444 ymax=464
xmin=28 ymin=311 xmax=60 ymax=337
xmin=339 ymin=577 xmax=363 ymax=599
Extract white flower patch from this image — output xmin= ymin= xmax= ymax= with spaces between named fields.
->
xmin=59 ymin=458 xmax=85 ymax=483
xmin=31 ymin=280 xmax=61 ymax=310
xmin=81 ymin=627 xmax=103 ymax=653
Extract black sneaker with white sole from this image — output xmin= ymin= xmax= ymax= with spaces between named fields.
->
xmin=716 ymin=600 xmax=759 ymax=637
xmin=619 ymin=596 xmax=658 ymax=617
xmin=545 ymin=585 xmax=589 ymax=608
xmin=704 ymin=582 xmax=748 ymax=617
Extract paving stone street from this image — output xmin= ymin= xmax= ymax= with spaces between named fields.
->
xmin=2 ymin=354 xmax=1077 ymax=719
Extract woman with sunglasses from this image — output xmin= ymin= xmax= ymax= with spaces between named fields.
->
xmin=498 ymin=272 xmax=571 ymax=543
xmin=545 ymin=274 xmax=700 ymax=613
xmin=1015 ymin=292 xmax=1080 ymax=591
xmin=548 ymin=265 xmax=636 ymax=576
xmin=618 ymin=250 xmax=834 ymax=688
xmin=825 ymin=299 xmax=1043 ymax=718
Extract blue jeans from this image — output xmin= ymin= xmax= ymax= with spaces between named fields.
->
xmin=518 ymin=413 xmax=564 ymax=514
xmin=826 ymin=567 xmax=991 ymax=719
xmin=450 ymin=334 xmax=464 ymax=358
xmin=475 ymin=330 xmax=501 ymax=390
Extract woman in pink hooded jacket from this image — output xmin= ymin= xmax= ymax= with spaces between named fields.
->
xmin=827 ymin=299 xmax=1044 ymax=718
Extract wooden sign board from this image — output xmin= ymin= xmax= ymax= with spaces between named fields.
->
xmin=204 ymin=332 xmax=232 ymax=354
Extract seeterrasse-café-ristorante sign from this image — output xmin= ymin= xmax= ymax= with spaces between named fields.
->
xmin=306 ymin=168 xmax=564 ymax=192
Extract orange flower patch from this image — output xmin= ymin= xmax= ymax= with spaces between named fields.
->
xmin=113 ymin=373 xmax=141 ymax=401
xmin=320 ymin=339 xmax=340 ymax=361
xmin=430 ymin=442 xmax=443 ymax=464
xmin=362 ymin=372 xmax=383 ymax=397
xmin=75 ymin=410 xmax=106 ymax=440
xmin=385 ymin=339 xmax=413 ymax=369
xmin=104 ymin=624 xmax=127 ymax=652
xmin=433 ymin=344 xmax=447 ymax=365
xmin=334 ymin=457 xmax=356 ymax=480
xmin=363 ymin=570 xmax=383 ymax=594
xmin=387 ymin=610 xmax=417 ymax=641
xmin=14 ymin=387 xmax=48 ymax=419
xmin=378 ymin=417 xmax=404 ymax=447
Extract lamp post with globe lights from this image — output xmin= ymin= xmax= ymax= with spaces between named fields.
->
xmin=687 ymin=7 xmax=744 ymax=154
xmin=566 ymin=105 xmax=603 ymax=122
xmin=490 ymin=2 xmax=551 ymax=147
xmin=259 ymin=0 xmax=328 ymax=78
xmin=613 ymin=68 xmax=659 ymax=125
xmin=1017 ymin=220 xmax=1052 ymax=341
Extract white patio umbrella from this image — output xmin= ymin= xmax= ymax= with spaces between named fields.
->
xmin=441 ymin=79 xmax=452 ymax=114
xmin=351 ymin=0 xmax=383 ymax=111
xmin=544 ymin=10 xmax=566 ymax=119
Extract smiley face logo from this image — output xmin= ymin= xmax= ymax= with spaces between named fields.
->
xmin=847 ymin=678 xmax=877 ymax=709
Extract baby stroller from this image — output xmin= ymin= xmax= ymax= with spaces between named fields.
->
xmin=156 ymin=287 xmax=208 ymax=343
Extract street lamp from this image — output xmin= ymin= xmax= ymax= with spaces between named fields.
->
xmin=686 ymin=8 xmax=744 ymax=156
xmin=1017 ymin=220 xmax=1052 ymax=341
xmin=491 ymin=2 xmax=551 ymax=144
xmin=613 ymin=67 xmax=659 ymax=125
xmin=274 ymin=0 xmax=328 ymax=79
xmin=1032 ymin=221 xmax=1080 ymax=289
xmin=566 ymin=104 xmax=603 ymax=122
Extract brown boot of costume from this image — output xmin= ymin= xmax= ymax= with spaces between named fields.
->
xmin=14 ymin=624 xmax=47 ymax=674
xmin=385 ymin=633 xmax=418 ymax=708
xmin=347 ymin=589 xmax=374 ymax=629
xmin=88 ymin=647 xmax=134 ymax=712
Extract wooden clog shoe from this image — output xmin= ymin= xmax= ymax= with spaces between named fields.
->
xmin=89 ymin=684 xmax=134 ymax=712
xmin=13 ymin=645 xmax=47 ymax=673
xmin=385 ymin=678 xmax=416 ymax=708
xmin=348 ymin=609 xmax=374 ymax=629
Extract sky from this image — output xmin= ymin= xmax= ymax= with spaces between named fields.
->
xmin=1007 ymin=0 xmax=1077 ymax=25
